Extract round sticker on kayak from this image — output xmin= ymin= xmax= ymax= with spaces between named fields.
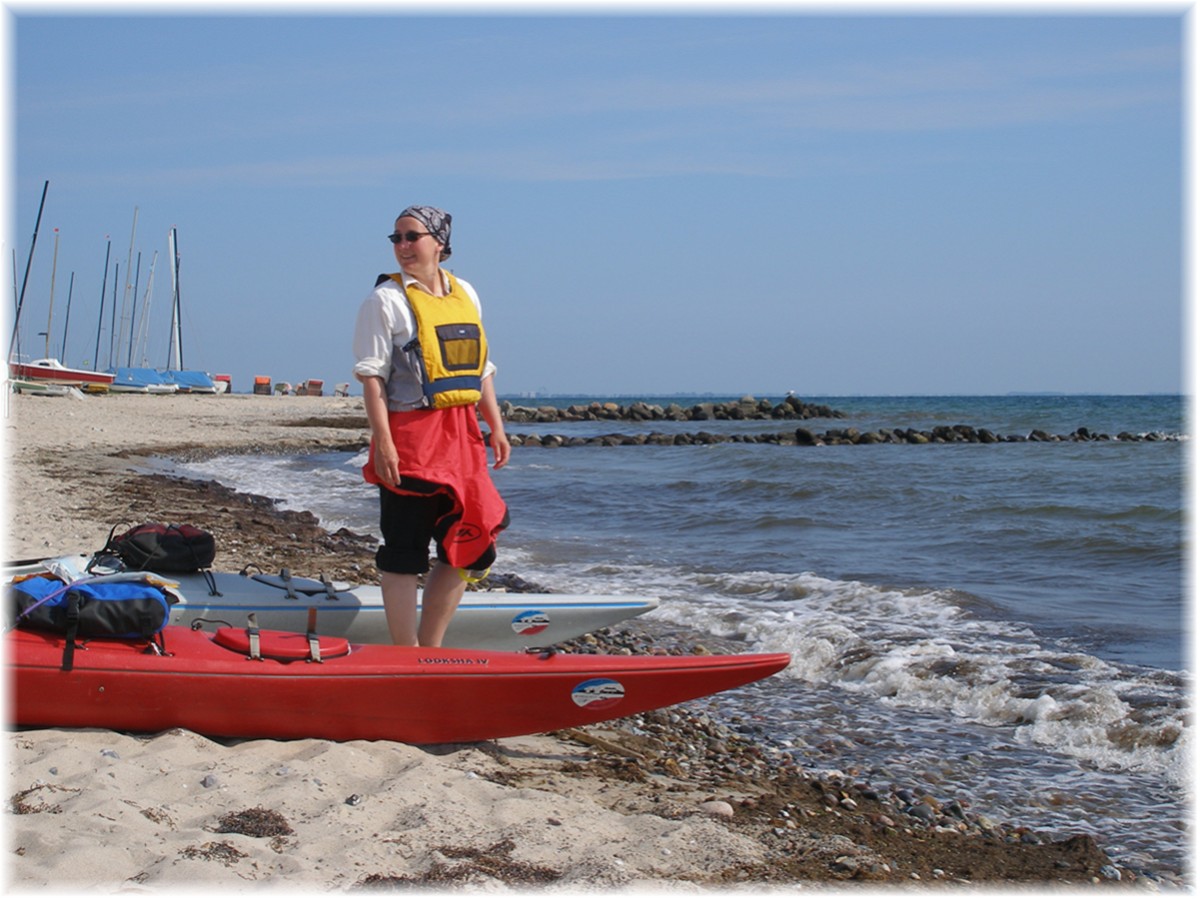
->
xmin=511 ymin=610 xmax=550 ymax=635
xmin=571 ymin=678 xmax=625 ymax=709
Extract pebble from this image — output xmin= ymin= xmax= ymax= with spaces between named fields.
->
xmin=907 ymin=802 xmax=936 ymax=823
xmin=100 ymin=749 xmax=120 ymax=760
xmin=832 ymin=855 xmax=860 ymax=875
xmin=699 ymin=800 xmax=735 ymax=818
xmin=345 ymin=794 xmax=363 ymax=807
xmin=200 ymin=774 xmax=218 ymax=789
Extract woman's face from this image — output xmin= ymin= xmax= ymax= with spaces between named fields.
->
xmin=392 ymin=215 xmax=444 ymax=274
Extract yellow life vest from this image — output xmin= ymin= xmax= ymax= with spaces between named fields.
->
xmin=387 ymin=272 xmax=488 ymax=409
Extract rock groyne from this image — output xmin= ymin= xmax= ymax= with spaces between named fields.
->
xmin=504 ymin=423 xmax=1180 ymax=449
xmin=500 ymin=395 xmax=846 ymax=424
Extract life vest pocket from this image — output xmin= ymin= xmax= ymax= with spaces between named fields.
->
xmin=436 ymin=323 xmax=482 ymax=372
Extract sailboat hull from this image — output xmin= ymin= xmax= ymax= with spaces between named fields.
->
xmin=8 ymin=359 xmax=115 ymax=387
xmin=108 ymin=368 xmax=179 ymax=394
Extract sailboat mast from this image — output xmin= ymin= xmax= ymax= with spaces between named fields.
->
xmin=8 ymin=179 xmax=50 ymax=364
xmin=116 ymin=206 xmax=138 ymax=368
xmin=92 ymin=237 xmax=111 ymax=371
xmin=167 ymin=226 xmax=183 ymax=370
xmin=126 ymin=251 xmax=141 ymax=367
xmin=60 ymin=272 xmax=75 ymax=364
xmin=107 ymin=262 xmax=118 ymax=369
xmin=44 ymin=228 xmax=59 ymax=358
xmin=132 ymin=251 xmax=157 ymax=366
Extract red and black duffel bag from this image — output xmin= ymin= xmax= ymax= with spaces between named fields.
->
xmin=102 ymin=522 xmax=216 ymax=573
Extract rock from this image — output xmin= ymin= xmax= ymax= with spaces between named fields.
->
xmin=699 ymin=799 xmax=735 ymax=818
xmin=907 ymin=802 xmax=937 ymax=823
xmin=832 ymin=855 xmax=862 ymax=876
xmin=795 ymin=427 xmax=819 ymax=446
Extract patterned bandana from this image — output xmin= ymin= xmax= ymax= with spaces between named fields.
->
xmin=398 ymin=205 xmax=452 ymax=260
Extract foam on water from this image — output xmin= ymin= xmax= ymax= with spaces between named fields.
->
xmin=177 ymin=450 xmax=378 ymax=536
xmin=499 ymin=554 xmax=1189 ymax=869
xmin=530 ymin=562 xmax=1187 ymax=787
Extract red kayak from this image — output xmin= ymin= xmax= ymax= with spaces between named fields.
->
xmin=9 ymin=624 xmax=791 ymax=744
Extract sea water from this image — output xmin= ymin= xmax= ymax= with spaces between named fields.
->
xmin=174 ymin=394 xmax=1188 ymax=878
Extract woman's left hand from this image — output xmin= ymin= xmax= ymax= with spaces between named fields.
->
xmin=490 ymin=431 xmax=511 ymax=469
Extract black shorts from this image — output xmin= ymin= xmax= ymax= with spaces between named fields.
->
xmin=375 ymin=486 xmax=454 ymax=575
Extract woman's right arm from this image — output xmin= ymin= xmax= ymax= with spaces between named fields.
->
xmin=354 ymin=292 xmax=401 ymax=485
xmin=359 ymin=374 xmax=400 ymax=485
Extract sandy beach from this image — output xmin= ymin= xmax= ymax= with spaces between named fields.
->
xmin=3 ymin=392 xmax=1144 ymax=892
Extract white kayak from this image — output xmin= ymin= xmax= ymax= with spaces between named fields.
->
xmin=5 ymin=556 xmax=660 ymax=651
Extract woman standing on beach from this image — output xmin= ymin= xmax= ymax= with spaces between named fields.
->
xmin=352 ymin=205 xmax=510 ymax=647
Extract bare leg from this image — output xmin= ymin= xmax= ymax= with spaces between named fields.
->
xmin=416 ymin=562 xmax=468 ymax=647
xmin=380 ymin=571 xmax=419 ymax=646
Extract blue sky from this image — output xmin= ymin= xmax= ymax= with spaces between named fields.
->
xmin=5 ymin=6 xmax=1184 ymax=397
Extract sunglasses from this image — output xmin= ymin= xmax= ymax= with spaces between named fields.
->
xmin=388 ymin=231 xmax=432 ymax=244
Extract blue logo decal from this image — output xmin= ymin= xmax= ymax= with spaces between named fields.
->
xmin=571 ymin=678 xmax=625 ymax=709
xmin=512 ymin=610 xmax=550 ymax=635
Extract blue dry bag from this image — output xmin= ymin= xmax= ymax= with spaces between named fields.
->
xmin=10 ymin=574 xmax=176 ymax=670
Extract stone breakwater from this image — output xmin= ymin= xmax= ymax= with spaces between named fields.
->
xmin=285 ymin=397 xmax=1180 ymax=450
xmin=500 ymin=396 xmax=847 ymax=424
xmin=493 ymin=396 xmax=1181 ymax=448
xmin=505 ymin=423 xmax=1182 ymax=449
